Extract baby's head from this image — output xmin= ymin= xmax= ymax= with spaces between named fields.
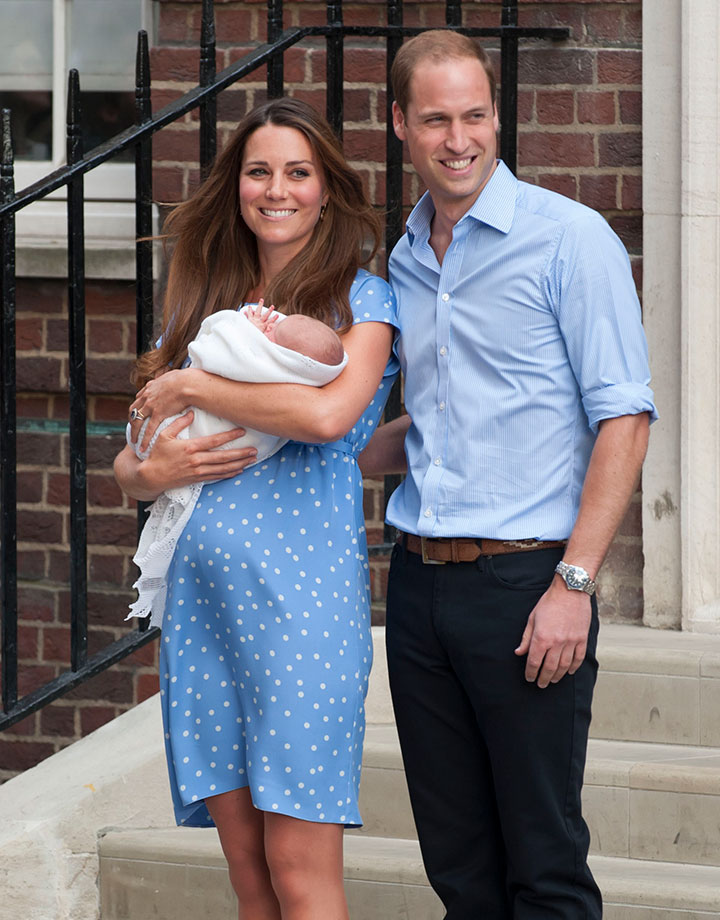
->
xmin=272 ymin=314 xmax=345 ymax=366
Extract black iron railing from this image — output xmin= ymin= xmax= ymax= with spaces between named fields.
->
xmin=0 ymin=0 xmax=569 ymax=731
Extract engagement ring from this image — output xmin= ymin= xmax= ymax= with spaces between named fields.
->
xmin=130 ymin=408 xmax=146 ymax=421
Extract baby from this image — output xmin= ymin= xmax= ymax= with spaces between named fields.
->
xmin=128 ymin=302 xmax=345 ymax=461
xmin=127 ymin=303 xmax=347 ymax=626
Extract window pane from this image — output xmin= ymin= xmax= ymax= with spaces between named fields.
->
xmin=0 ymin=91 xmax=52 ymax=159
xmin=0 ymin=0 xmax=53 ymax=89
xmin=70 ymin=0 xmax=143 ymax=90
xmin=80 ymin=91 xmax=135 ymax=161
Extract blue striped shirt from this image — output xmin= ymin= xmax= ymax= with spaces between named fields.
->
xmin=386 ymin=160 xmax=657 ymax=540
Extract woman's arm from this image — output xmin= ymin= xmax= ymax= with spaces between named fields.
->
xmin=129 ymin=321 xmax=395 ymax=453
xmin=114 ymin=412 xmax=260 ymax=500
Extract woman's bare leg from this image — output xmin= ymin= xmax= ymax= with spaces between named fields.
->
xmin=264 ymin=813 xmax=349 ymax=920
xmin=205 ymin=787 xmax=282 ymax=920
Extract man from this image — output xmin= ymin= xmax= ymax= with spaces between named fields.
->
xmin=359 ymin=30 xmax=656 ymax=920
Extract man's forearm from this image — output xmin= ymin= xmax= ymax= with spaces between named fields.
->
xmin=562 ymin=412 xmax=650 ymax=577
xmin=358 ymin=414 xmax=411 ymax=477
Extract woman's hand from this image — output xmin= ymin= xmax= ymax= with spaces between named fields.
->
xmin=129 ymin=368 xmax=202 ymax=453
xmin=115 ymin=412 xmax=258 ymax=501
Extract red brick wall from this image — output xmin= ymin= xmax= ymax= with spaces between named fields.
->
xmin=2 ymin=0 xmax=643 ymax=779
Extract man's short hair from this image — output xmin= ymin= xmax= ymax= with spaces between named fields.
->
xmin=391 ymin=29 xmax=497 ymax=114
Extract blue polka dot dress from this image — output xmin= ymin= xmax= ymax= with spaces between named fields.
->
xmin=158 ymin=271 xmax=398 ymax=828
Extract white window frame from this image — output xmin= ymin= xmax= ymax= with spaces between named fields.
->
xmin=11 ymin=0 xmax=158 ymax=278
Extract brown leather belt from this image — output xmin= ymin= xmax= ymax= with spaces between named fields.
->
xmin=398 ymin=532 xmax=567 ymax=564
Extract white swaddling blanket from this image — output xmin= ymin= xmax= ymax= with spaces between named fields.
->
xmin=126 ymin=307 xmax=347 ymax=628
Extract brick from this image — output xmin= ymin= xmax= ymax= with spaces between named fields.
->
xmin=343 ymin=47 xmax=386 ymax=84
xmin=17 ymin=395 xmax=51 ymax=418
xmin=519 ymin=50 xmax=593 ymax=87
xmin=125 ymin=641 xmax=159 ymax=669
xmin=622 ymin=174 xmax=642 ymax=211
xmin=536 ymin=91 xmax=574 ymax=126
xmin=538 ymin=174 xmax=578 ymax=200
xmin=16 ymin=279 xmax=65 ymax=314
xmin=603 ymin=539 xmax=643 ymax=578
xmin=65 ymin=668 xmax=134 ymax=704
xmin=519 ymin=5 xmax=584 ymax=38
xmin=52 ymin=395 xmax=70 ymax=419
xmin=217 ymin=88 xmax=252 ymax=123
xmin=631 ymin=257 xmax=643 ymax=294
xmin=579 ymin=175 xmax=618 ymax=211
xmin=48 ymin=549 xmax=70 ymax=582
xmin=18 ymin=509 xmax=63 ymax=544
xmin=518 ymin=132 xmax=594 ymax=169
xmin=17 ymin=624 xmax=40 ymax=660
xmin=584 ymin=8 xmax=624 ymax=42
xmin=87 ymin=434 xmax=127 ymax=467
xmin=88 ymin=474 xmax=125 ymax=509
xmin=623 ymin=9 xmax=642 ymax=44
xmin=152 ymin=88 xmax=189 ymax=120
xmin=215 ymin=6 xmax=253 ymax=43
xmin=150 ymin=46 xmax=211 ymax=83
xmin=18 ymin=585 xmax=56 ymax=622
xmin=88 ymin=628 xmax=120 ymax=657
xmin=47 ymin=473 xmax=69 ymax=507
xmin=85 ymin=283 xmax=135 ymax=318
xmin=17 ymin=318 xmax=44 ymax=351
xmin=86 ymin=588 xmax=135 ymax=627
xmin=86 ymin=357 xmax=135 ymax=395
xmin=18 ymin=549 xmax=47 ymax=580
xmin=46 ymin=318 xmax=67 ymax=352
xmin=0 ymin=739 xmax=56 ymax=772
xmin=153 ymin=127 xmax=199 ymax=163
xmin=88 ymin=320 xmax=125 ymax=355
xmin=344 ymin=89 xmax=372 ymax=124
xmin=619 ymin=499 xmax=642 ymax=538
xmin=17 ymin=471 xmax=43 ymax=504
xmin=618 ymin=583 xmax=644 ymax=622
xmin=87 ymin=513 xmax=138 ymax=547
xmin=225 ymin=46 xmax=267 ymax=84
xmin=80 ymin=705 xmax=117 ymax=735
xmin=40 ymin=705 xmax=76 ymax=738
xmin=344 ymin=129 xmax=386 ymax=162
xmin=288 ymin=87 xmax=326 ymax=115
xmin=89 ymin=553 xmax=127 ymax=586
xmin=18 ymin=665 xmax=57 ymax=698
xmin=578 ymin=91 xmax=616 ymax=126
xmin=42 ymin=626 xmax=71 ymax=663
xmin=157 ymin=3 xmax=193 ymax=42
xmin=517 ymin=90 xmax=534 ymax=125
xmin=599 ymin=132 xmax=641 ymax=168
xmin=153 ymin=165 xmax=185 ymax=202
xmin=93 ymin=397 xmax=135 ymax=423
xmin=17 ymin=356 xmax=63 ymax=391
xmin=137 ymin=672 xmax=160 ymax=702
xmin=4 ymin=712 xmax=37 ymax=737
xmin=609 ymin=215 xmax=642 ymax=254
xmin=598 ymin=50 xmax=642 ymax=86
xmin=362 ymin=488 xmax=378 ymax=521
xmin=619 ymin=90 xmax=642 ymax=126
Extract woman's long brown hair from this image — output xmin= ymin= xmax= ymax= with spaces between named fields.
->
xmin=134 ymin=98 xmax=382 ymax=387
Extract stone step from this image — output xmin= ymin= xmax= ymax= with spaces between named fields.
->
xmin=356 ymin=724 xmax=720 ymax=867
xmin=365 ymin=624 xmax=720 ymax=747
xmin=98 ymin=827 xmax=720 ymax=920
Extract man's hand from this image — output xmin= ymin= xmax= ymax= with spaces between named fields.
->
xmin=514 ymin=577 xmax=592 ymax=689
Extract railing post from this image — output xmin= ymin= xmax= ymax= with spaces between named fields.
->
xmin=500 ymin=0 xmax=519 ymax=173
xmin=0 ymin=108 xmax=18 ymax=713
xmin=446 ymin=0 xmax=462 ymax=27
xmin=199 ymin=0 xmax=217 ymax=180
xmin=66 ymin=69 xmax=88 ymax=671
xmin=326 ymin=1 xmax=344 ymax=139
xmin=267 ymin=0 xmax=284 ymax=99
xmin=383 ymin=0 xmax=405 ymax=541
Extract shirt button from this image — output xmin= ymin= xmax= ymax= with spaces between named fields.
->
xmin=439 ymin=401 xmax=446 ymax=411
xmin=439 ymin=346 xmax=447 ymax=356
xmin=434 ymin=457 xmax=441 ymax=466
xmin=441 ymin=293 xmax=450 ymax=302
xmin=424 ymin=509 xmax=432 ymax=518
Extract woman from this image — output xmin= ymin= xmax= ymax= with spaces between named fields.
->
xmin=114 ymin=98 xmax=398 ymax=920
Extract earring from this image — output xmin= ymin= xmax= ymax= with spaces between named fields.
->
xmin=319 ymin=204 xmax=327 ymax=222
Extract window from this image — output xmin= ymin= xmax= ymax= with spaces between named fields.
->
xmin=1 ymin=0 xmax=156 ymax=275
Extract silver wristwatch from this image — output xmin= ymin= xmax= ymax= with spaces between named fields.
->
xmin=554 ymin=561 xmax=596 ymax=595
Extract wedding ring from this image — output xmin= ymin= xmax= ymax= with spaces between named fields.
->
xmin=130 ymin=408 xmax=146 ymax=421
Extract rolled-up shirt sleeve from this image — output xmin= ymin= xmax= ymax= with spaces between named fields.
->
xmin=548 ymin=212 xmax=658 ymax=433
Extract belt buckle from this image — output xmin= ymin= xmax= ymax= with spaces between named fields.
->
xmin=421 ymin=536 xmax=446 ymax=565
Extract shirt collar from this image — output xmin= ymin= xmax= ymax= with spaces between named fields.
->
xmin=405 ymin=159 xmax=517 ymax=245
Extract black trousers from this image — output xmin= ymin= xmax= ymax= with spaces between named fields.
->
xmin=386 ymin=542 xmax=602 ymax=920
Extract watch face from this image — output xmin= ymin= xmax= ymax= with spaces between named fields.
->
xmin=565 ymin=566 xmax=588 ymax=589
